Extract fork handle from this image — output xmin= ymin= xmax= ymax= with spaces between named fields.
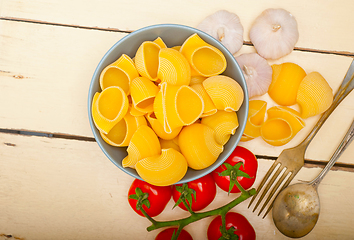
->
xmin=299 ymin=59 xmax=354 ymax=149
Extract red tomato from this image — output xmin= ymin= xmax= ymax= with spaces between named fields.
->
xmin=128 ymin=179 xmax=172 ymax=217
xmin=155 ymin=228 xmax=193 ymax=240
xmin=172 ymin=174 xmax=216 ymax=212
xmin=207 ymin=212 xmax=256 ymax=240
xmin=212 ymin=146 xmax=257 ymax=193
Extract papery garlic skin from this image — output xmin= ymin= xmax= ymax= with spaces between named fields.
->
xmin=197 ymin=10 xmax=244 ymax=54
xmin=235 ymin=53 xmax=272 ymax=98
xmin=250 ymin=8 xmax=299 ymax=60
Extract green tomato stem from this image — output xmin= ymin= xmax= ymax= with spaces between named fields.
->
xmin=146 ymin=188 xmax=256 ymax=232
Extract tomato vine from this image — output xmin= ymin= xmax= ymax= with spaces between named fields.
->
xmin=128 ymin=163 xmax=256 ymax=240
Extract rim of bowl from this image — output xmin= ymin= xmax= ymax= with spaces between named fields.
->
xmin=88 ymin=23 xmax=249 ymax=184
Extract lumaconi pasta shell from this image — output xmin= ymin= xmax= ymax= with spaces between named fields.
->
xmin=130 ymin=77 xmax=159 ymax=113
xmin=190 ymin=83 xmax=217 ymax=117
xmin=268 ymin=62 xmax=307 ymax=106
xmin=260 ymin=106 xmax=305 ymax=146
xmin=146 ymin=112 xmax=182 ymax=140
xmin=296 ymin=72 xmax=333 ymax=119
xmin=241 ymin=100 xmax=267 ymax=140
xmin=122 ymin=125 xmax=161 ymax=168
xmin=159 ymin=137 xmax=181 ymax=152
xmin=100 ymin=112 xmax=147 ymax=147
xmin=201 ymin=110 xmax=239 ymax=145
xmin=180 ymin=33 xmax=227 ymax=77
xmin=135 ymin=148 xmax=188 ymax=186
xmin=189 ymin=75 xmax=206 ymax=85
xmin=135 ymin=41 xmax=161 ymax=81
xmin=179 ymin=123 xmax=223 ymax=170
xmin=99 ymin=54 xmax=139 ymax=94
xmin=157 ymin=48 xmax=191 ymax=86
xmin=203 ymin=75 xmax=244 ymax=112
xmin=153 ymin=37 xmax=167 ymax=49
xmin=154 ymin=82 xmax=204 ymax=134
xmin=91 ymin=86 xmax=129 ymax=134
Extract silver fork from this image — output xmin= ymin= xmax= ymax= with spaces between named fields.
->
xmin=248 ymin=59 xmax=354 ymax=218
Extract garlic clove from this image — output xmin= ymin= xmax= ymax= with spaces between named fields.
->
xmin=197 ymin=10 xmax=244 ymax=54
xmin=235 ymin=52 xmax=272 ymax=98
xmin=249 ymin=8 xmax=299 ymax=60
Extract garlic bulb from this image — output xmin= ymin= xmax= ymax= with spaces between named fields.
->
xmin=197 ymin=10 xmax=244 ymax=54
xmin=235 ymin=53 xmax=272 ymax=98
xmin=249 ymin=8 xmax=299 ymax=59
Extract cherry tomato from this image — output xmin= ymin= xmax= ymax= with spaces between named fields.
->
xmin=155 ymin=228 xmax=193 ymax=240
xmin=207 ymin=212 xmax=256 ymax=240
xmin=128 ymin=179 xmax=172 ymax=217
xmin=172 ymin=173 xmax=216 ymax=212
xmin=212 ymin=146 xmax=257 ymax=193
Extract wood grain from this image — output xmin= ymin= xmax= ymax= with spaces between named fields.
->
xmin=1 ymin=0 xmax=354 ymax=54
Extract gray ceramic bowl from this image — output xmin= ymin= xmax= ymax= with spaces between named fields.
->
xmin=88 ymin=24 xmax=248 ymax=184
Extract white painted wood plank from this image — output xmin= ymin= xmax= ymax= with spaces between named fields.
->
xmin=1 ymin=0 xmax=354 ymax=54
xmin=1 ymin=133 xmax=353 ymax=239
xmin=1 ymin=20 xmax=353 ymax=164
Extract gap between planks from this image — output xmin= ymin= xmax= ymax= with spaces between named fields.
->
xmin=1 ymin=16 xmax=354 ymax=57
xmin=1 ymin=128 xmax=354 ymax=173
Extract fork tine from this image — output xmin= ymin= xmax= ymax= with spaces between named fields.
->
xmin=261 ymin=172 xmax=297 ymax=218
xmin=257 ymin=168 xmax=291 ymax=216
xmin=248 ymin=160 xmax=279 ymax=208
xmin=251 ymin=163 xmax=284 ymax=212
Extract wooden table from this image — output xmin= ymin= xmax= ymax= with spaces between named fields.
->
xmin=1 ymin=1 xmax=354 ymax=239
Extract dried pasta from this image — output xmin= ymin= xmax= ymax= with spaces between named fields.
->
xmin=268 ymin=62 xmax=306 ymax=106
xmin=296 ymin=72 xmax=333 ymax=118
xmin=157 ymin=48 xmax=191 ymax=86
xmin=203 ymin=75 xmax=244 ymax=112
xmin=241 ymin=100 xmax=267 ymax=141
xmin=135 ymin=148 xmax=188 ymax=186
xmin=180 ymin=33 xmax=227 ymax=77
xmin=260 ymin=106 xmax=305 ymax=146
xmin=201 ymin=110 xmax=239 ymax=145
xmin=91 ymin=86 xmax=129 ymax=134
xmin=179 ymin=123 xmax=223 ymax=170
xmin=91 ymin=33 xmax=245 ymax=185
xmin=122 ymin=125 xmax=161 ymax=168
xmin=99 ymin=54 xmax=139 ymax=94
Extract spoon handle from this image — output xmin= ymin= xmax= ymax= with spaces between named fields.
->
xmin=310 ymin=119 xmax=354 ymax=189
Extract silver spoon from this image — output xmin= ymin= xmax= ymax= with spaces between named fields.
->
xmin=272 ymin=119 xmax=354 ymax=238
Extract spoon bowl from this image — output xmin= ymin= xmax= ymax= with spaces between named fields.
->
xmin=272 ymin=119 xmax=354 ymax=238
xmin=272 ymin=183 xmax=320 ymax=238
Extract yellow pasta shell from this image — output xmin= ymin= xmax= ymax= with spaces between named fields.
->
xmin=179 ymin=123 xmax=223 ymax=170
xmin=260 ymin=106 xmax=305 ymax=146
xmin=268 ymin=62 xmax=307 ymax=106
xmin=296 ymin=72 xmax=333 ymax=119
xmin=100 ymin=112 xmax=147 ymax=147
xmin=153 ymin=82 xmax=204 ymax=133
xmin=91 ymin=86 xmax=129 ymax=134
xmin=180 ymin=33 xmax=227 ymax=77
xmin=159 ymin=137 xmax=181 ymax=152
xmin=146 ymin=112 xmax=182 ymax=140
xmin=189 ymin=75 xmax=207 ymax=85
xmin=153 ymin=37 xmax=167 ymax=49
xmin=99 ymin=54 xmax=139 ymax=94
xmin=241 ymin=100 xmax=267 ymax=140
xmin=130 ymin=77 xmax=159 ymax=113
xmin=135 ymin=148 xmax=188 ymax=186
xmin=135 ymin=41 xmax=161 ymax=81
xmin=203 ymin=75 xmax=244 ymax=112
xmin=122 ymin=125 xmax=161 ymax=168
xmin=190 ymin=83 xmax=217 ymax=117
xmin=201 ymin=110 xmax=239 ymax=145
xmin=157 ymin=48 xmax=191 ymax=86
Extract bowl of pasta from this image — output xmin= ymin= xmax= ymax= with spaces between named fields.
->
xmin=88 ymin=24 xmax=248 ymax=186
